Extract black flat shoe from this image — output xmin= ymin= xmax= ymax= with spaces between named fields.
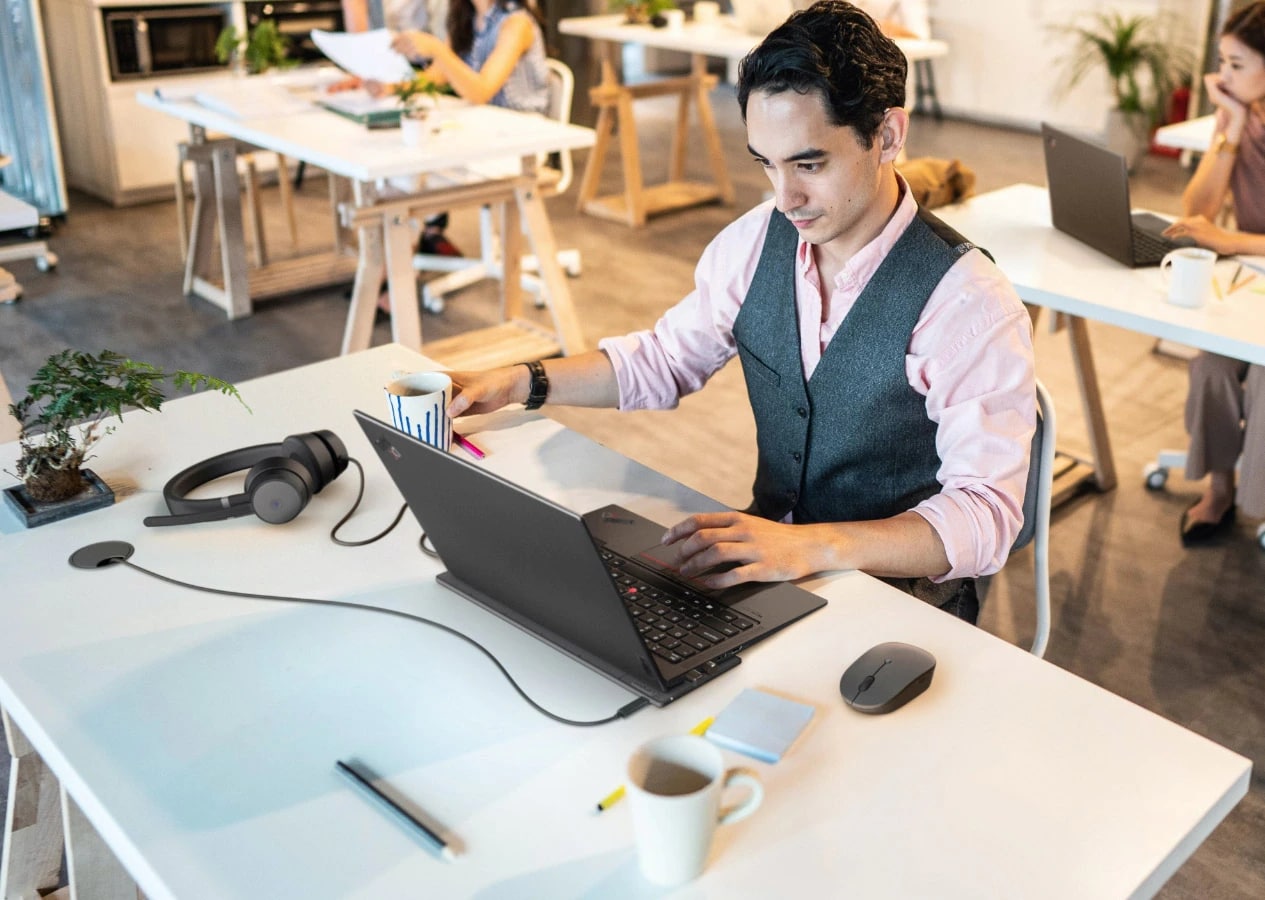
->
xmin=1179 ymin=503 xmax=1236 ymax=547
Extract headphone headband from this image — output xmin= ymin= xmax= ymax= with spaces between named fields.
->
xmin=162 ymin=443 xmax=282 ymax=516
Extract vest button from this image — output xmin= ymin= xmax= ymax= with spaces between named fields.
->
xmin=796 ymin=406 xmax=807 ymax=418
xmin=792 ymin=451 xmax=802 ymax=462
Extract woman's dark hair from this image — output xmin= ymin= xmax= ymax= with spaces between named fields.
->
xmin=448 ymin=0 xmax=545 ymax=58
xmin=1223 ymin=2 xmax=1265 ymax=59
xmin=736 ymin=0 xmax=906 ymax=148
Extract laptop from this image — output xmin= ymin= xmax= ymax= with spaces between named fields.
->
xmin=355 ymin=410 xmax=826 ymax=706
xmin=1041 ymin=122 xmax=1192 ymax=267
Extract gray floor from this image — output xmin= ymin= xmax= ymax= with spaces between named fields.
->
xmin=3 ymin=88 xmax=1264 ymax=896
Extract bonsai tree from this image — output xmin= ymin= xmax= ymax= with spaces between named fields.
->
xmin=7 ymin=350 xmax=243 ymax=503
xmin=215 ymin=20 xmax=298 ymax=75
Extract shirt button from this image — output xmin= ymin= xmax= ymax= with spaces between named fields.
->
xmin=792 ymin=451 xmax=803 ymax=462
xmin=796 ymin=407 xmax=807 ymax=418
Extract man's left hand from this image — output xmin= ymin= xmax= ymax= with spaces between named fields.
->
xmin=662 ymin=511 xmax=832 ymax=588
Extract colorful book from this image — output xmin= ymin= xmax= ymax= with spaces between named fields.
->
xmin=705 ymin=688 xmax=815 ymax=764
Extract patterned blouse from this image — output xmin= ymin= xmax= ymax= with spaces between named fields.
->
xmin=461 ymin=2 xmax=548 ymax=115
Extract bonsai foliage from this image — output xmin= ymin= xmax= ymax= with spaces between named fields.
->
xmin=9 ymin=350 xmax=243 ymax=502
xmin=215 ymin=20 xmax=298 ymax=75
xmin=1054 ymin=12 xmax=1192 ymax=125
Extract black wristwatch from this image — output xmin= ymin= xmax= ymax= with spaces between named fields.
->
xmin=521 ymin=360 xmax=549 ymax=410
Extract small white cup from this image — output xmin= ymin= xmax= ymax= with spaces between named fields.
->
xmin=626 ymin=734 xmax=763 ymax=886
xmin=661 ymin=8 xmax=685 ymax=30
xmin=1160 ymin=247 xmax=1217 ymax=309
xmin=385 ymin=371 xmax=452 ymax=451
xmin=693 ymin=0 xmax=720 ymax=25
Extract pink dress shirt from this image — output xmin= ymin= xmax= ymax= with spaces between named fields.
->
xmin=598 ymin=186 xmax=1036 ymax=580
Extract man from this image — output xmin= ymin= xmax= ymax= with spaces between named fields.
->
xmin=448 ymin=1 xmax=1035 ymax=623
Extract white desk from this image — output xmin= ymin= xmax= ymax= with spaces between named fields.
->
xmin=1155 ymin=115 xmax=1215 ymax=153
xmin=937 ymin=183 xmax=1265 ymax=498
xmin=0 ymin=345 xmax=1250 ymax=898
xmin=139 ymin=86 xmax=595 ymax=365
xmin=559 ymin=14 xmax=946 ymax=226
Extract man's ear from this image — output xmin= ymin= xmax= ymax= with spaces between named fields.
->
xmin=878 ymin=107 xmax=910 ymax=163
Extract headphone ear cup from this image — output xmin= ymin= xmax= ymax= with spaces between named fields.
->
xmin=244 ymin=456 xmax=314 ymax=524
xmin=281 ymin=433 xmax=326 ymax=491
xmin=313 ymin=429 xmax=349 ymax=482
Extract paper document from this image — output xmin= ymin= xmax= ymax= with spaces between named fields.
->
xmin=1236 ymin=255 xmax=1265 ymax=276
xmin=311 ymin=28 xmax=414 ymax=83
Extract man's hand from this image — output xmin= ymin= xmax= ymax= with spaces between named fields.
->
xmin=662 ymin=511 xmax=835 ymax=589
xmin=447 ymin=367 xmax=527 ymax=417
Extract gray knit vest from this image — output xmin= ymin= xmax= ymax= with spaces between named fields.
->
xmin=733 ymin=206 xmax=983 ymax=526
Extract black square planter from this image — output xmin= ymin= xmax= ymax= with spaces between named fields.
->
xmin=2 ymin=469 xmax=115 ymax=527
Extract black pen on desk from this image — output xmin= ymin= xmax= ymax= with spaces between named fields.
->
xmin=1230 ymin=264 xmax=1246 ymax=292
xmin=335 ymin=760 xmax=457 ymax=861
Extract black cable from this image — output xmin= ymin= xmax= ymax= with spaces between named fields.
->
xmin=329 ymin=457 xmax=438 ymax=557
xmin=115 ymin=558 xmax=649 ymax=727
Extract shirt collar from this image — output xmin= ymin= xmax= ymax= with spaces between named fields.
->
xmin=795 ymin=174 xmax=917 ymax=288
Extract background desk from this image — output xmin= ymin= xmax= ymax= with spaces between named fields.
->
xmin=139 ymin=87 xmax=595 ymax=365
xmin=558 ymin=14 xmax=947 ymax=227
xmin=937 ymin=183 xmax=1264 ymax=500
xmin=0 ymin=345 xmax=1249 ymax=898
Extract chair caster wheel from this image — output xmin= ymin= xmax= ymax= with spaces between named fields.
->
xmin=1256 ymin=523 xmax=1265 ymax=551
xmin=36 ymin=253 xmax=58 ymax=272
xmin=422 ymin=290 xmax=445 ymax=314
xmin=1143 ymin=464 xmax=1168 ymax=491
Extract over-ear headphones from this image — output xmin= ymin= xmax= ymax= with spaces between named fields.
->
xmin=143 ymin=430 xmax=349 ymax=527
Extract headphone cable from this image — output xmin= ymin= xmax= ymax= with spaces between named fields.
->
xmin=329 ymin=458 xmax=437 ymax=557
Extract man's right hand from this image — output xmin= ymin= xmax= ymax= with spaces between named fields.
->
xmin=447 ymin=367 xmax=529 ymax=417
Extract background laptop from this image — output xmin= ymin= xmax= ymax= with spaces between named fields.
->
xmin=355 ymin=411 xmax=826 ymax=707
xmin=1041 ymin=122 xmax=1191 ymax=267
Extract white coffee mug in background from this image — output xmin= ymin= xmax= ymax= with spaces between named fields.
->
xmin=661 ymin=7 xmax=685 ymax=30
xmin=385 ymin=371 xmax=453 ymax=451
xmin=693 ymin=0 xmax=720 ymax=25
xmin=626 ymin=734 xmax=763 ymax=886
xmin=1160 ymin=247 xmax=1218 ymax=309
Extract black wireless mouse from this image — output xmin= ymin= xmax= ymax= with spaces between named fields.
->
xmin=839 ymin=641 xmax=936 ymax=714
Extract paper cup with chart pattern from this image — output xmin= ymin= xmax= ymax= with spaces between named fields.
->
xmin=385 ymin=372 xmax=452 ymax=451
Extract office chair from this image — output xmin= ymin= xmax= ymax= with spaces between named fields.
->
xmin=1008 ymin=379 xmax=1056 ymax=658
xmin=0 ymin=155 xmax=58 ymax=304
xmin=415 ymin=58 xmax=582 ymax=314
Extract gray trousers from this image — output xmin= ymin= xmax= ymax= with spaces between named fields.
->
xmin=1185 ymin=351 xmax=1265 ymax=518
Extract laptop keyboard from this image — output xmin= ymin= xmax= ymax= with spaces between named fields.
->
xmin=1132 ymin=225 xmax=1173 ymax=265
xmin=600 ymin=549 xmax=757 ymax=670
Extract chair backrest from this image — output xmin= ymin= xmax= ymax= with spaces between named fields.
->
xmin=541 ymin=57 xmax=575 ymax=195
xmin=1010 ymin=379 xmax=1055 ymax=657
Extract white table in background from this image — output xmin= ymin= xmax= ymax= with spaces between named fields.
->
xmin=937 ymin=183 xmax=1265 ymax=499
xmin=0 ymin=344 xmax=1249 ymax=899
xmin=139 ymin=88 xmax=595 ymax=365
xmin=1155 ymin=114 xmax=1215 ymax=158
xmin=558 ymin=14 xmax=947 ymax=227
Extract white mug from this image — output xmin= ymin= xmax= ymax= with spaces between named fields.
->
xmin=626 ymin=734 xmax=763 ymax=886
xmin=661 ymin=8 xmax=685 ymax=30
xmin=1160 ymin=247 xmax=1217 ymax=309
xmin=693 ymin=0 xmax=721 ymax=25
xmin=384 ymin=371 xmax=452 ymax=451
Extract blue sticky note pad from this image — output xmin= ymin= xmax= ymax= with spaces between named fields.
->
xmin=705 ymin=688 xmax=815 ymax=763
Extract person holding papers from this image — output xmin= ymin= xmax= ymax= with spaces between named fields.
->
xmin=341 ymin=0 xmax=448 ymax=41
xmin=1161 ymin=3 xmax=1265 ymax=546
xmin=445 ymin=1 xmax=1035 ymax=625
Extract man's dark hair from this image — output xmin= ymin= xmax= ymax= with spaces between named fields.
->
xmin=736 ymin=1 xmax=907 ymax=148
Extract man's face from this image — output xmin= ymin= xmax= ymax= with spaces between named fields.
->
xmin=746 ymin=88 xmax=901 ymax=258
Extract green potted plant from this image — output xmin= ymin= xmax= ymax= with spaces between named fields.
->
xmin=4 ymin=350 xmax=243 ymax=527
xmin=215 ymin=19 xmax=298 ymax=75
xmin=1053 ymin=11 xmax=1192 ymax=170
xmin=609 ymin=0 xmax=677 ymax=26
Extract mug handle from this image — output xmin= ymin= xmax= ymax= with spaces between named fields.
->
xmin=1159 ymin=251 xmax=1178 ymax=283
xmin=716 ymin=768 xmax=763 ymax=826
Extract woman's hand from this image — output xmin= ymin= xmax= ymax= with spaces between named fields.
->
xmin=1204 ymin=73 xmax=1249 ymax=135
xmin=1163 ymin=215 xmax=1239 ymax=254
xmin=325 ymin=75 xmax=363 ymax=94
xmin=447 ymin=367 xmax=528 ymax=417
xmin=392 ymin=29 xmax=445 ymax=63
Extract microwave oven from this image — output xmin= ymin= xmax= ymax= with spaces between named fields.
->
xmin=244 ymin=1 xmax=346 ymax=63
xmin=104 ymin=5 xmax=230 ymax=81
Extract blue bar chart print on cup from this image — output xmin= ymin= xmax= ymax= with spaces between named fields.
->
xmin=385 ymin=371 xmax=453 ymax=451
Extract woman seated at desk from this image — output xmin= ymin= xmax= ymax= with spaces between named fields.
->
xmin=391 ymin=0 xmax=549 ymax=256
xmin=1162 ymin=2 xmax=1265 ymax=546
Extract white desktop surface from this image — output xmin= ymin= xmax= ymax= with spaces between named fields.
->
xmin=558 ymin=13 xmax=948 ymax=63
xmin=1154 ymin=115 xmax=1215 ymax=153
xmin=936 ymin=183 xmax=1265 ymax=366
xmin=137 ymin=88 xmax=595 ymax=183
xmin=0 ymin=346 xmax=1249 ymax=899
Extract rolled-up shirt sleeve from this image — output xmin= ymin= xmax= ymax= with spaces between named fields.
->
xmin=908 ymin=255 xmax=1036 ymax=581
xmin=599 ymin=204 xmax=773 ymax=410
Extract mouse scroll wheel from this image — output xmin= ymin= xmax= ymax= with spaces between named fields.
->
xmin=858 ymin=674 xmax=875 ymax=693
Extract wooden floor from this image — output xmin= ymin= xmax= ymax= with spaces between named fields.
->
xmin=2 ymin=88 xmax=1263 ymax=896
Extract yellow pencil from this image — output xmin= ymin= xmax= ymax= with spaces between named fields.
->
xmin=594 ymin=716 xmax=715 ymax=814
xmin=1212 ymin=277 xmax=1224 ymax=301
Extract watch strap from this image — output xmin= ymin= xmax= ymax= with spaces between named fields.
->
xmin=522 ymin=360 xmax=549 ymax=410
